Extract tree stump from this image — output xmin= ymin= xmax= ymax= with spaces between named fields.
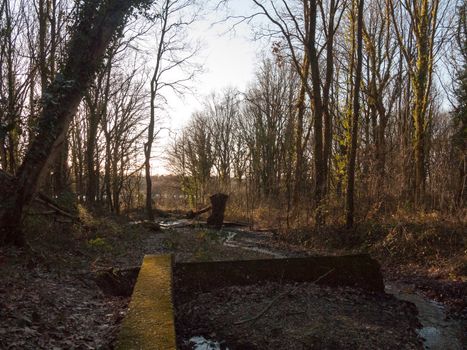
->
xmin=206 ymin=193 xmax=229 ymax=229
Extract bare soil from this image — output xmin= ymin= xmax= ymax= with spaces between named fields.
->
xmin=175 ymin=282 xmax=422 ymax=350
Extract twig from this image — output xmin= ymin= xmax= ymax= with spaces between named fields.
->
xmin=233 ymin=268 xmax=335 ymax=325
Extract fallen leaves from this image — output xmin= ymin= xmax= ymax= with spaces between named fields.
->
xmin=175 ymin=282 xmax=423 ymax=350
xmin=0 ymin=251 xmax=128 ymax=349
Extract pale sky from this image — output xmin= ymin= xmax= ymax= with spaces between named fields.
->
xmin=151 ymin=0 xmax=266 ymax=175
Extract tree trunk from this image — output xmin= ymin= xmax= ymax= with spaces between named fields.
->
xmin=305 ymin=0 xmax=325 ymax=226
xmin=293 ymin=56 xmax=309 ymax=205
xmin=345 ymin=0 xmax=364 ymax=229
xmin=322 ymin=0 xmax=337 ymax=201
xmin=0 ymin=0 xmax=152 ymax=246
xmin=144 ymin=89 xmax=156 ymax=221
xmin=207 ymin=193 xmax=229 ymax=229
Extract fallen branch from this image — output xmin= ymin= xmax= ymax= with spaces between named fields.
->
xmin=234 ymin=268 xmax=335 ymax=325
xmin=34 ymin=193 xmax=79 ymax=221
xmin=186 ymin=206 xmax=211 ymax=219
xmin=1 ymin=169 xmax=78 ymax=221
xmin=222 ymin=221 xmax=250 ymax=227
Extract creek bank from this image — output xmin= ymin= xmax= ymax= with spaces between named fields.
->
xmin=214 ymin=226 xmax=466 ymax=350
xmin=386 ymin=284 xmax=465 ymax=350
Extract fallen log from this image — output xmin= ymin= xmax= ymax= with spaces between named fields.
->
xmin=1 ymin=170 xmax=78 ymax=221
xmin=141 ymin=221 xmax=161 ymax=231
xmin=222 ymin=221 xmax=250 ymax=227
xmin=186 ymin=205 xmax=211 ymax=219
xmin=35 ymin=193 xmax=79 ymax=221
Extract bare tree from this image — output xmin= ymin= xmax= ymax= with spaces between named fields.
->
xmin=250 ymin=0 xmax=345 ymax=224
xmin=145 ymin=0 xmax=199 ymax=220
xmin=0 ymin=0 xmax=154 ymax=246
xmin=388 ymin=0 xmax=444 ymax=205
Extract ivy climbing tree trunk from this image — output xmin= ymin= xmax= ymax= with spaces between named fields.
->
xmin=0 ymin=0 xmax=153 ymax=246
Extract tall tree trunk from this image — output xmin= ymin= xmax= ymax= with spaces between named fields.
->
xmin=293 ymin=55 xmax=309 ymax=205
xmin=305 ymin=0 xmax=325 ymax=226
xmin=50 ymin=0 xmax=69 ymax=194
xmin=38 ymin=0 xmax=48 ymax=93
xmin=345 ymin=0 xmax=364 ymax=228
xmin=0 ymin=0 xmax=152 ymax=246
xmin=144 ymin=89 xmax=156 ymax=220
xmin=145 ymin=0 xmax=170 ymax=221
xmin=322 ymin=0 xmax=338 ymax=200
xmin=389 ymin=0 xmax=439 ymax=206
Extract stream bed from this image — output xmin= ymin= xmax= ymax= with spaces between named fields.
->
xmin=221 ymin=228 xmax=465 ymax=350
xmin=160 ymin=221 xmax=464 ymax=349
xmin=386 ymin=284 xmax=464 ymax=350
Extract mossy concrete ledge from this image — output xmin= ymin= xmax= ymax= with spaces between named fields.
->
xmin=116 ymin=255 xmax=176 ymax=350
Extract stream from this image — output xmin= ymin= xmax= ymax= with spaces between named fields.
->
xmin=222 ymin=229 xmax=465 ymax=350
xmin=159 ymin=221 xmax=465 ymax=350
xmin=386 ymin=284 xmax=464 ymax=350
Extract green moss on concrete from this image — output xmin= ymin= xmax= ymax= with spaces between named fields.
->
xmin=116 ymin=255 xmax=176 ymax=350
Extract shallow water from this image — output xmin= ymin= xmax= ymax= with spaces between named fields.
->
xmin=159 ymin=219 xmax=193 ymax=228
xmin=188 ymin=336 xmax=228 ymax=350
xmin=222 ymin=231 xmax=285 ymax=258
xmin=386 ymin=284 xmax=464 ymax=350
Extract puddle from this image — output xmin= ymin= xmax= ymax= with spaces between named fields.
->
xmin=187 ymin=336 xmax=229 ymax=350
xmin=386 ymin=284 xmax=464 ymax=350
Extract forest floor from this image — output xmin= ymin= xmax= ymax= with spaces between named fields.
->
xmin=0 ymin=208 xmax=465 ymax=349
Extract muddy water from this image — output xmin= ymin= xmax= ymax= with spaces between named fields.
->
xmin=386 ymin=284 xmax=464 ymax=350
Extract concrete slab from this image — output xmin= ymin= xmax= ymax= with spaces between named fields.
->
xmin=116 ymin=255 xmax=176 ymax=350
